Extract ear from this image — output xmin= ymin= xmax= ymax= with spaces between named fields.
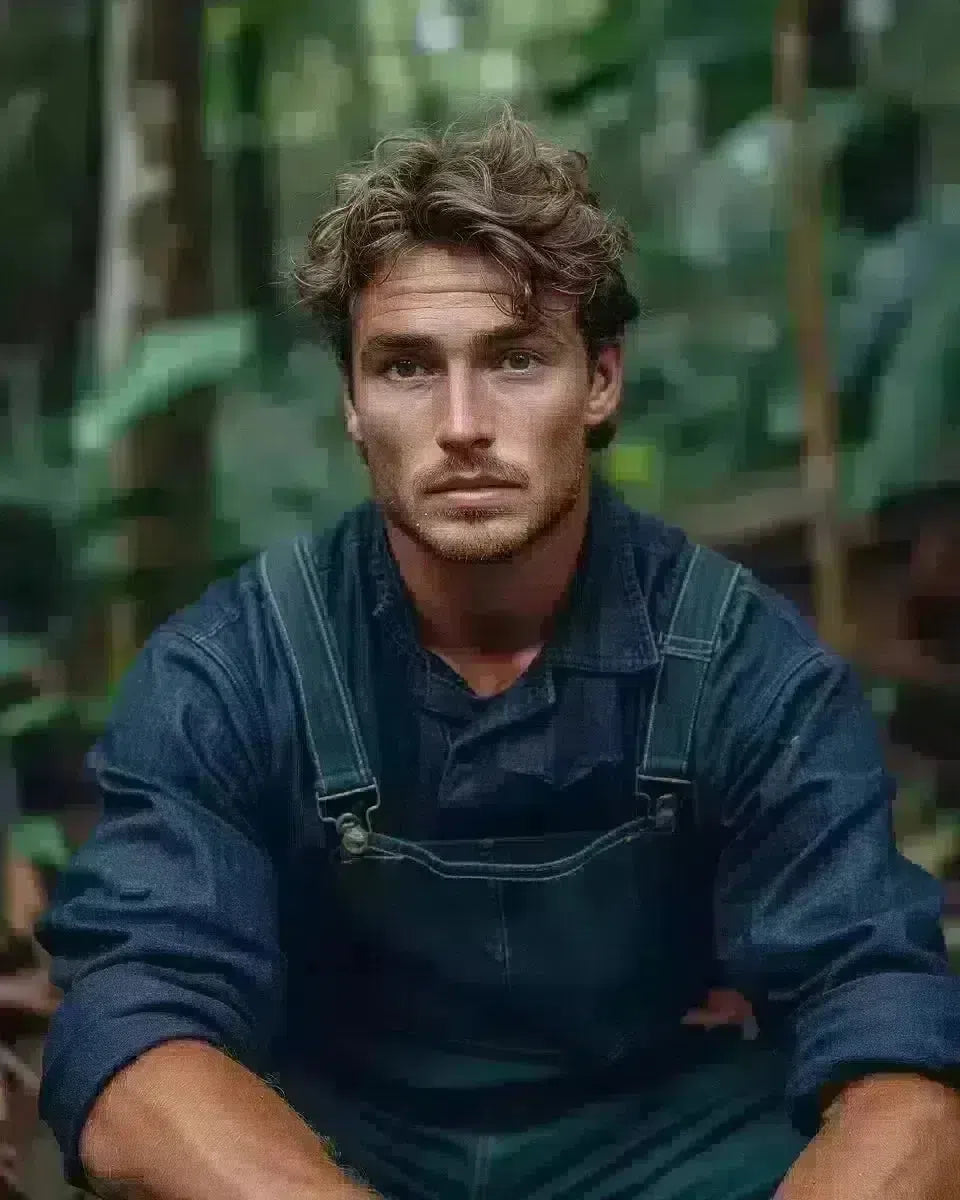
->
xmin=343 ymin=379 xmax=362 ymax=446
xmin=583 ymin=343 xmax=622 ymax=435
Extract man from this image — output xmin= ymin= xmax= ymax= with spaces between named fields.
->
xmin=37 ymin=112 xmax=960 ymax=1199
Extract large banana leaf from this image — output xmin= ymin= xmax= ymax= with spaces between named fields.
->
xmin=72 ymin=312 xmax=257 ymax=454
xmin=679 ymin=97 xmax=864 ymax=268
xmin=846 ymin=254 xmax=960 ymax=513
xmin=0 ymin=694 xmax=111 ymax=740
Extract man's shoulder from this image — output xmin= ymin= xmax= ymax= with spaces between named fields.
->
xmin=157 ymin=501 xmax=376 ymax=670
xmin=613 ymin=489 xmax=822 ymax=657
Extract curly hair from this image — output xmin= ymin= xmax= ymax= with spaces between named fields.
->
xmin=293 ymin=108 xmax=639 ymax=450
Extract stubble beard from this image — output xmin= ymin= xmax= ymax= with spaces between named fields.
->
xmin=377 ymin=463 xmax=586 ymax=565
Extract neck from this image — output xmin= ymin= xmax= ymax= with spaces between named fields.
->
xmin=386 ymin=484 xmax=591 ymax=658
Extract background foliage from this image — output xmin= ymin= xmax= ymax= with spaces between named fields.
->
xmin=1 ymin=0 xmax=958 ymax=926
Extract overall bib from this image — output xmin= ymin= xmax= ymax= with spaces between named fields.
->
xmin=260 ymin=535 xmax=809 ymax=1199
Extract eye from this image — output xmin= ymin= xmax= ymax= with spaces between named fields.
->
xmin=502 ymin=350 xmax=538 ymax=372
xmin=385 ymin=359 xmax=427 ymax=381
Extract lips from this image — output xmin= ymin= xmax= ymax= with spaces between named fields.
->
xmin=428 ymin=478 xmax=518 ymax=493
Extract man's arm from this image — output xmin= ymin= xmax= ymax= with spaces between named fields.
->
xmin=36 ymin=622 xmax=369 ymax=1198
xmin=79 ymin=1040 xmax=375 ymax=1200
xmin=776 ymin=1073 xmax=960 ymax=1199
xmin=697 ymin=576 xmax=960 ymax=1196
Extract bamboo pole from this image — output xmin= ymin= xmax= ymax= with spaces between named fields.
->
xmin=775 ymin=0 xmax=851 ymax=653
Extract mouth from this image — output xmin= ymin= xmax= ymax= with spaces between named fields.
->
xmin=427 ymin=478 xmax=521 ymax=495
xmin=425 ymin=480 xmax=522 ymax=511
xmin=436 ymin=487 xmax=516 ymax=504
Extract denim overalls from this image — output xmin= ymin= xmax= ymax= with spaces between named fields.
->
xmin=258 ymin=531 xmax=809 ymax=1199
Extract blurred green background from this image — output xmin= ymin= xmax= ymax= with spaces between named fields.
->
xmin=1 ymin=0 xmax=959 ymax=1059
xmin=0 ymin=0 xmax=958 ymax=1191
xmin=2 ymin=0 xmax=958 ymax=933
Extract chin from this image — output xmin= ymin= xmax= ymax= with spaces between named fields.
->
xmin=418 ymin=516 xmax=534 ymax=564
xmin=384 ymin=486 xmax=580 ymax=564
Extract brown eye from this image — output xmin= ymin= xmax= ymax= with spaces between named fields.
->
xmin=503 ymin=351 xmax=534 ymax=371
xmin=386 ymin=359 xmax=424 ymax=380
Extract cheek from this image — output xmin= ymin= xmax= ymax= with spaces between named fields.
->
xmin=526 ymin=388 xmax=588 ymax=451
xmin=357 ymin=408 xmax=431 ymax=483
xmin=358 ymin=387 xmax=434 ymax=441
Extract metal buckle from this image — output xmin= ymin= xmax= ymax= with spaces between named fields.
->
xmin=316 ymin=781 xmax=381 ymax=856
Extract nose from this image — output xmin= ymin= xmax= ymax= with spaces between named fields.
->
xmin=435 ymin=365 xmax=494 ymax=453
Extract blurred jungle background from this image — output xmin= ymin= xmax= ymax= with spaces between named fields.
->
xmin=1 ymin=0 xmax=958 ymax=1194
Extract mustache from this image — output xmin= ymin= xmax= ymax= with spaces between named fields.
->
xmin=417 ymin=460 xmax=529 ymax=491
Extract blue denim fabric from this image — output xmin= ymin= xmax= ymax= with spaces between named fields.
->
xmin=277 ymin=1028 xmax=808 ymax=1200
xmin=36 ymin=479 xmax=960 ymax=1190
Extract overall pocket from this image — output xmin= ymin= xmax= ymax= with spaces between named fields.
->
xmin=293 ymin=774 xmax=713 ymax=1073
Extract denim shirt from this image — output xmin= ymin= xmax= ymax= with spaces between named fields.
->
xmin=37 ymin=480 xmax=960 ymax=1187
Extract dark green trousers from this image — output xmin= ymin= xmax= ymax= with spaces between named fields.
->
xmin=286 ymin=1033 xmax=810 ymax=1200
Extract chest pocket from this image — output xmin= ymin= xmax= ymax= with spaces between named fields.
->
xmin=260 ymin=536 xmax=742 ymax=1067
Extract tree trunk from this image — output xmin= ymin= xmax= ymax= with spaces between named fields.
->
xmin=38 ymin=0 xmax=104 ymax=468
xmin=775 ymin=0 xmax=851 ymax=654
xmin=95 ymin=0 xmax=215 ymax=678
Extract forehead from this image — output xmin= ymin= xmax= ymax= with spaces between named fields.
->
xmin=351 ymin=244 xmax=577 ymax=342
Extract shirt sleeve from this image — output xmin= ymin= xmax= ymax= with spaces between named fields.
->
xmin=36 ymin=626 xmax=285 ymax=1189
xmin=701 ymin=580 xmax=960 ymax=1137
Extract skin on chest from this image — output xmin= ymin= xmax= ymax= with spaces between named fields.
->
xmin=427 ymin=644 xmax=543 ymax=697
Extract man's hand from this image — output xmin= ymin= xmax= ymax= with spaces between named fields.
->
xmin=776 ymin=1073 xmax=960 ymax=1199
xmin=0 ymin=969 xmax=60 ymax=1019
xmin=681 ymin=988 xmax=758 ymax=1037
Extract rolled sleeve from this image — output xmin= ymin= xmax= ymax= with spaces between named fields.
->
xmin=700 ymin=581 xmax=960 ymax=1137
xmin=36 ymin=626 xmax=284 ymax=1189
xmin=42 ymin=994 xmax=240 ymax=1188
xmin=787 ymin=971 xmax=960 ymax=1133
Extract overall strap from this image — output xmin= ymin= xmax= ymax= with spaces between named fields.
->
xmin=637 ymin=543 xmax=743 ymax=782
xmin=259 ymin=536 xmax=380 ymax=847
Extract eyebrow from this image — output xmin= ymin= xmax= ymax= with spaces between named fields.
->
xmin=358 ymin=323 xmax=565 ymax=366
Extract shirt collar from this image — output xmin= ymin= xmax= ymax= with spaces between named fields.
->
xmin=544 ymin=475 xmax=659 ymax=673
xmin=368 ymin=473 xmax=659 ymax=676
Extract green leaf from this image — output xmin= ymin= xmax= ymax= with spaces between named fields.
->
xmin=0 ymin=637 xmax=46 ymax=683
xmin=0 ymin=693 xmax=109 ymax=742
xmin=73 ymin=313 xmax=257 ymax=454
xmin=606 ymin=441 xmax=660 ymax=486
xmin=880 ymin=0 xmax=960 ymax=107
xmin=9 ymin=816 xmax=72 ymax=869
xmin=0 ymin=695 xmax=70 ymax=739
xmin=680 ymin=98 xmax=864 ymax=268
xmin=0 ymin=463 xmax=73 ymax=517
xmin=847 ymin=258 xmax=960 ymax=512
xmin=0 ymin=89 xmax=44 ymax=176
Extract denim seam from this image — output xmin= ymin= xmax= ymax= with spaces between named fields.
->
xmin=158 ymin=628 xmax=270 ymax=803
xmin=740 ymin=575 xmax=825 ymax=653
xmin=350 ymin=816 xmax=663 ymax=882
xmin=678 ymin=561 xmax=743 ymax=772
xmin=175 ymin=572 xmax=262 ymax=644
xmin=760 ymin=651 xmax=842 ymax=798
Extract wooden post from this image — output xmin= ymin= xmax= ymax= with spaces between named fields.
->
xmin=775 ymin=0 xmax=851 ymax=652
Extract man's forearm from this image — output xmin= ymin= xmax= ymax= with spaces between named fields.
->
xmin=776 ymin=1073 xmax=960 ymax=1200
xmin=80 ymin=1039 xmax=378 ymax=1200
